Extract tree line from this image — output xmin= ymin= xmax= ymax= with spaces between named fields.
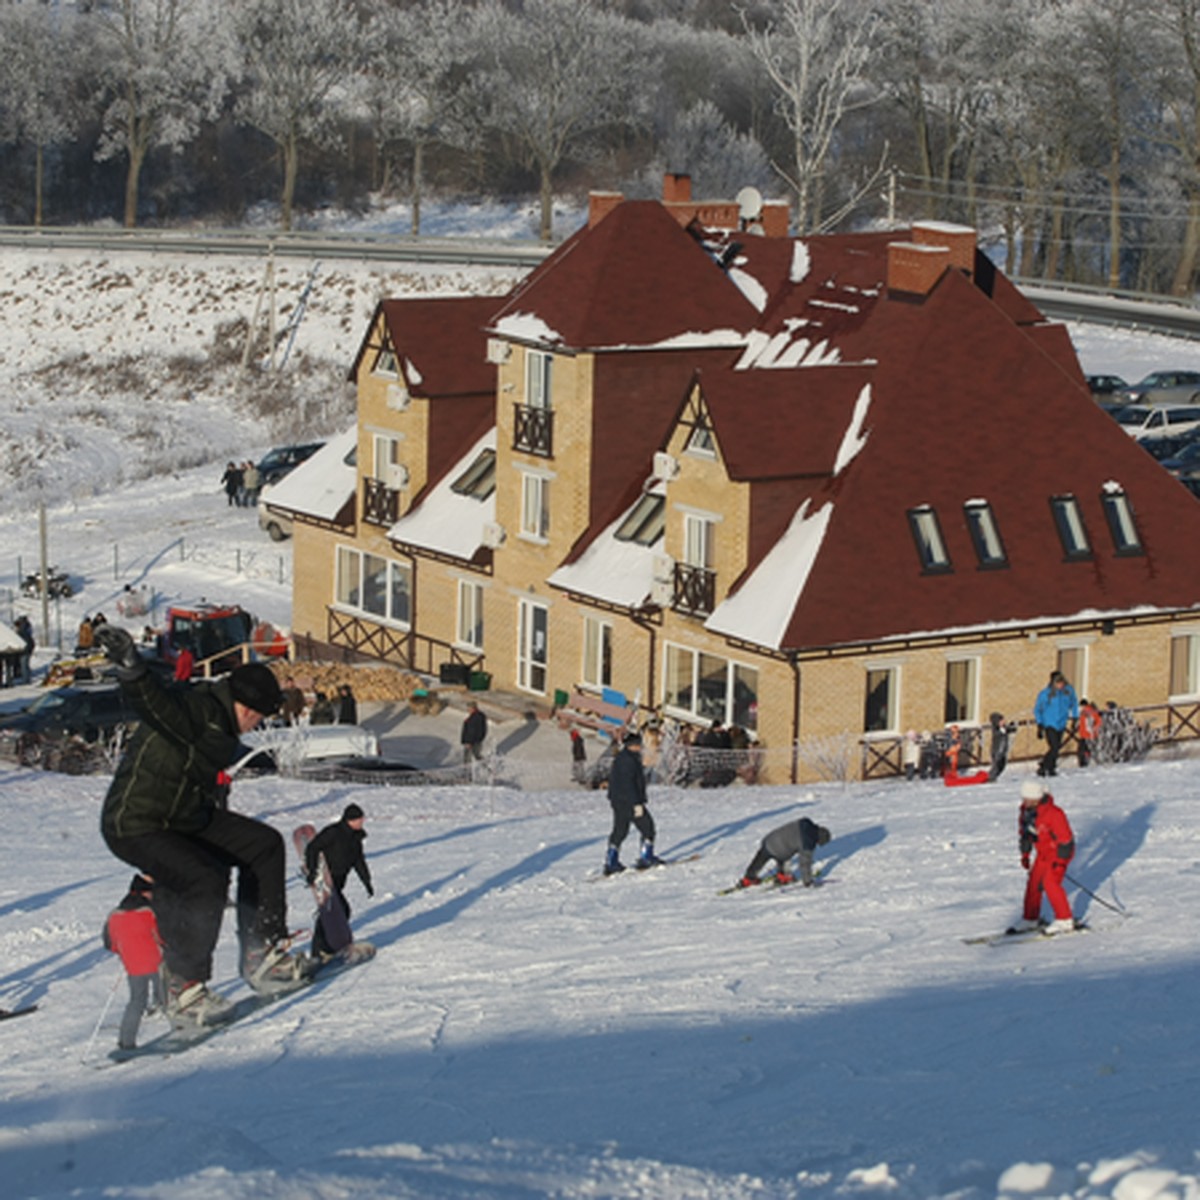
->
xmin=2 ymin=0 xmax=1199 ymax=297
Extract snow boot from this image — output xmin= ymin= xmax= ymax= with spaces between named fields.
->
xmin=241 ymin=939 xmax=311 ymax=996
xmin=636 ymin=839 xmax=666 ymax=869
xmin=603 ymin=845 xmax=625 ymax=876
xmin=1009 ymin=917 xmax=1042 ymax=933
xmin=164 ymin=974 xmax=234 ymax=1029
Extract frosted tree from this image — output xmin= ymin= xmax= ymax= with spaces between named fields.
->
xmin=740 ymin=0 xmax=882 ymax=233
xmin=0 ymin=3 xmax=84 ymax=226
xmin=90 ymin=0 xmax=231 ymax=228
xmin=227 ymin=0 xmax=364 ymax=232
xmin=475 ymin=0 xmax=659 ymax=242
xmin=651 ymin=99 xmax=773 ymax=199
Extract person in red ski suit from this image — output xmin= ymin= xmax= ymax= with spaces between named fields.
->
xmin=103 ymin=874 xmax=163 ymax=1050
xmin=1015 ymin=779 xmax=1076 ymax=934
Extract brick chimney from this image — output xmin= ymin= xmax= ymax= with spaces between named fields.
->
xmin=887 ymin=242 xmax=952 ymax=298
xmin=588 ymin=190 xmax=624 ymax=228
xmin=662 ymin=173 xmax=692 ymax=204
xmin=912 ymin=221 xmax=976 ymax=279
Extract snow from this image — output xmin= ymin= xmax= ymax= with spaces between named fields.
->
xmin=5 ymin=230 xmax=1200 ymax=1199
xmin=260 ymin=427 xmax=358 ymax=524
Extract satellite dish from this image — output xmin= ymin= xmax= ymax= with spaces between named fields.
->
xmin=736 ymin=185 xmax=763 ymax=222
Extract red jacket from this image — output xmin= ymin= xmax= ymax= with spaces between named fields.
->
xmin=105 ymin=903 xmax=163 ymax=976
xmin=1019 ymin=797 xmax=1075 ymax=864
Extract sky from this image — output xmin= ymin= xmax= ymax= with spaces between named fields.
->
xmin=3 ymin=208 xmax=1200 ymax=1199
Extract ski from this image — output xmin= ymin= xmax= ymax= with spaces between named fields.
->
xmin=591 ymin=852 xmax=702 ymax=881
xmin=963 ymin=922 xmax=1088 ymax=947
xmin=718 ymin=868 xmax=828 ymax=896
xmin=0 ymin=1005 xmax=37 ymax=1021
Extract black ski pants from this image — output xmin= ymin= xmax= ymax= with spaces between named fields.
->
xmin=607 ymin=800 xmax=655 ymax=851
xmin=105 ymin=810 xmax=288 ymax=984
xmin=1038 ymin=726 xmax=1064 ymax=777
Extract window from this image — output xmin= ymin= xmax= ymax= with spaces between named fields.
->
xmin=1050 ymin=495 xmax=1092 ymax=560
xmin=687 ymin=421 xmax=716 ymax=455
xmin=371 ymin=334 xmax=399 ymax=376
xmin=582 ymin=616 xmax=612 ymax=688
xmin=683 ymin=513 xmax=714 ymax=569
xmin=335 ymin=546 xmax=412 ymax=625
xmin=457 ymin=580 xmax=484 ymax=650
xmin=663 ymin=644 xmax=759 ymax=732
xmin=944 ymin=658 xmax=978 ymax=724
xmin=520 ymin=471 xmax=550 ymax=540
xmin=1101 ymin=488 xmax=1142 ymax=555
xmin=1170 ymin=633 xmax=1200 ymax=697
xmin=864 ymin=666 xmax=897 ymax=733
xmin=517 ymin=598 xmax=548 ymax=694
xmin=372 ymin=434 xmax=400 ymax=481
xmin=1056 ymin=646 xmax=1086 ymax=697
xmin=451 ymin=449 xmax=496 ymax=500
xmin=525 ymin=349 xmax=553 ymax=409
xmin=615 ymin=493 xmax=665 ymax=545
xmin=907 ymin=505 xmax=951 ymax=572
xmin=964 ymin=501 xmax=1008 ymax=568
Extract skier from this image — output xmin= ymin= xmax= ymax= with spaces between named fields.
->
xmin=1013 ymin=779 xmax=1076 ymax=934
xmin=737 ymin=817 xmax=831 ymax=888
xmin=987 ymin=711 xmax=1017 ymax=781
xmin=94 ymin=623 xmax=307 ymax=1028
xmin=303 ymin=804 xmax=375 ymax=959
xmin=1033 ymin=670 xmax=1078 ymax=777
xmin=103 ymin=873 xmax=163 ymax=1051
xmin=604 ymin=730 xmax=663 ymax=874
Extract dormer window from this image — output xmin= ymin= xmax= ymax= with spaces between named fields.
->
xmin=907 ymin=505 xmax=951 ymax=572
xmin=1101 ymin=488 xmax=1143 ymax=556
xmin=372 ymin=335 xmax=399 ymax=377
xmin=963 ymin=501 xmax=1008 ymax=568
xmin=1050 ymin=495 xmax=1092 ymax=560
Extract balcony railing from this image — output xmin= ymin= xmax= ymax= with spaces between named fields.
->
xmin=362 ymin=476 xmax=399 ymax=526
xmin=673 ymin=562 xmax=716 ymax=615
xmin=513 ymin=403 xmax=554 ymax=457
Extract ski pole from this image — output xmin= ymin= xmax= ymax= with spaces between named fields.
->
xmin=81 ymin=971 xmax=122 ymax=1064
xmin=1065 ymin=872 xmax=1129 ymax=917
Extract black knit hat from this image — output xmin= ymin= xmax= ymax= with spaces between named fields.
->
xmin=229 ymin=663 xmax=283 ymax=715
xmin=343 ymin=803 xmax=365 ymax=822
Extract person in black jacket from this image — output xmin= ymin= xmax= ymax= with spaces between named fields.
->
xmin=94 ymin=624 xmax=306 ymax=1027
xmin=604 ymin=730 xmax=663 ymax=874
xmin=737 ymin=817 xmax=831 ymax=888
xmin=336 ymin=683 xmax=358 ymax=725
xmin=461 ymin=700 xmax=487 ymax=762
xmin=304 ymin=804 xmax=374 ymax=958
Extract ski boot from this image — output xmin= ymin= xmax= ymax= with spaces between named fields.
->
xmin=241 ymin=938 xmax=312 ymax=996
xmin=636 ymin=839 xmax=666 ymax=869
xmin=738 ymin=876 xmax=761 ymax=889
xmin=164 ymin=971 xmax=234 ymax=1030
xmin=603 ymin=845 xmax=625 ymax=876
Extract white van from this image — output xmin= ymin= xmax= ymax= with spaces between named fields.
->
xmin=1112 ymin=404 xmax=1200 ymax=441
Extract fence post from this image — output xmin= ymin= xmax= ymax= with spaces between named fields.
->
xmin=113 ymin=543 xmax=119 ymax=581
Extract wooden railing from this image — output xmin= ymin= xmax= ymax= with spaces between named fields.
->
xmin=319 ymin=609 xmax=483 ymax=677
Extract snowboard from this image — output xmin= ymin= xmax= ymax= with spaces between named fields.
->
xmin=292 ymin=823 xmax=354 ymax=954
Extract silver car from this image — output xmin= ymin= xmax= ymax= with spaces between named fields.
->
xmin=1116 ymin=370 xmax=1200 ymax=406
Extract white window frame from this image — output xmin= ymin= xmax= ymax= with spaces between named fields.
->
xmin=683 ymin=512 xmax=715 ymax=569
xmin=525 ymin=349 xmax=553 ymax=409
xmin=517 ymin=597 xmax=549 ymax=695
xmin=1170 ymin=631 xmax=1200 ymax=699
xmin=334 ymin=544 xmax=412 ymax=627
xmin=944 ymin=656 xmax=980 ymax=725
xmin=519 ymin=470 xmax=551 ymax=541
xmin=582 ymin=615 xmax=612 ymax=688
xmin=456 ymin=579 xmax=484 ymax=651
xmin=372 ymin=433 xmax=401 ymax=481
xmin=662 ymin=642 xmax=759 ymax=733
xmin=864 ymin=664 xmax=900 ymax=735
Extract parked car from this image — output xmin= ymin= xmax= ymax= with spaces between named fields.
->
xmin=1086 ymin=373 xmax=1128 ymax=405
xmin=1159 ymin=439 xmax=1200 ymax=493
xmin=235 ymin=723 xmax=381 ymax=774
xmin=1112 ymin=404 xmax=1200 ymax=441
xmin=255 ymin=442 xmax=325 ymax=487
xmin=257 ymin=492 xmax=293 ymax=542
xmin=1115 ymin=370 xmax=1200 ymax=407
xmin=0 ymin=683 xmax=139 ymax=765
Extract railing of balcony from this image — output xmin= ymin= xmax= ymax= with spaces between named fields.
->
xmin=362 ymin=476 xmax=399 ymax=526
xmin=673 ymin=562 xmax=715 ymax=615
xmin=513 ymin=403 xmax=554 ymax=457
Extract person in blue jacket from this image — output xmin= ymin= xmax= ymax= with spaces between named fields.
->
xmin=1033 ymin=670 xmax=1078 ymax=778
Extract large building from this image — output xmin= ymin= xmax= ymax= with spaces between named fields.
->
xmin=268 ymin=178 xmax=1200 ymax=781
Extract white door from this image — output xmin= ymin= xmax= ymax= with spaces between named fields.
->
xmin=517 ymin=599 xmax=548 ymax=694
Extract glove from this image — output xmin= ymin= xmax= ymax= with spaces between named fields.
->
xmin=305 ymin=873 xmax=316 ymax=887
xmin=93 ymin=624 xmax=145 ymax=681
xmin=1021 ymin=854 xmax=1030 ymax=870
xmin=1036 ymin=725 xmax=1044 ymax=740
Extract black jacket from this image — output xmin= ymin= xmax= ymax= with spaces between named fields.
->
xmin=306 ymin=819 xmax=373 ymax=895
xmin=606 ymin=746 xmax=647 ymax=811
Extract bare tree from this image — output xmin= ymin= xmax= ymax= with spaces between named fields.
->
xmin=91 ymin=0 xmax=230 ymax=228
xmin=227 ymin=0 xmax=364 ymax=232
xmin=0 ymin=4 xmax=84 ymax=226
xmin=740 ymin=0 xmax=882 ymax=233
xmin=475 ymin=0 xmax=660 ymax=241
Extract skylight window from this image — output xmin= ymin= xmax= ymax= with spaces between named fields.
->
xmin=1101 ymin=489 xmax=1143 ymax=555
xmin=963 ymin=501 xmax=1008 ymax=568
xmin=1050 ymin=495 xmax=1092 ymax=560
xmin=450 ymin=449 xmax=496 ymax=499
xmin=908 ymin=505 xmax=951 ymax=572
xmin=615 ymin=493 xmax=665 ymax=545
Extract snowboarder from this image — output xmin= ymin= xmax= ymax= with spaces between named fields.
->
xmin=737 ymin=817 xmax=831 ymax=888
xmin=103 ymin=873 xmax=163 ymax=1051
xmin=1014 ymin=779 xmax=1076 ymax=934
xmin=94 ymin=624 xmax=307 ymax=1028
xmin=1033 ymin=670 xmax=1078 ymax=777
xmin=604 ymin=730 xmax=663 ymax=873
xmin=303 ymin=803 xmax=375 ymax=959
xmin=461 ymin=700 xmax=487 ymax=762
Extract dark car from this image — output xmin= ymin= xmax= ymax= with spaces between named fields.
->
xmin=1086 ymin=373 xmax=1128 ymax=405
xmin=0 ymin=683 xmax=141 ymax=769
xmin=255 ymin=442 xmax=325 ymax=487
xmin=1159 ymin=438 xmax=1200 ymax=493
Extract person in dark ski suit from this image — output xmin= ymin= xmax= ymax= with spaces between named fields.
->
xmin=1014 ymin=779 xmax=1076 ymax=934
xmin=303 ymin=803 xmax=375 ymax=958
xmin=604 ymin=730 xmax=663 ymax=874
xmin=336 ymin=683 xmax=358 ymax=725
xmin=103 ymin=873 xmax=163 ymax=1050
xmin=738 ymin=817 xmax=831 ymax=888
xmin=94 ymin=624 xmax=305 ymax=1027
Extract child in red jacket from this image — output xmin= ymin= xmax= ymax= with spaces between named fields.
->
xmin=104 ymin=874 xmax=163 ymax=1050
xmin=1014 ymin=780 xmax=1076 ymax=935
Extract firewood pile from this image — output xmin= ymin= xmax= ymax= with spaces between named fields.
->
xmin=271 ymin=662 xmax=441 ymax=710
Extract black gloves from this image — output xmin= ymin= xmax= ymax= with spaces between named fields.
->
xmin=93 ymin=624 xmax=146 ymax=681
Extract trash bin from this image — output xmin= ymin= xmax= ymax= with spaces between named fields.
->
xmin=469 ymin=671 xmax=492 ymax=692
xmin=554 ymin=688 xmax=570 ymax=709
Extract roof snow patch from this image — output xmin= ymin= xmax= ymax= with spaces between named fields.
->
xmin=833 ymin=384 xmax=872 ymax=476
xmin=493 ymin=312 xmax=565 ymax=346
xmin=791 ymin=241 xmax=811 ymax=284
